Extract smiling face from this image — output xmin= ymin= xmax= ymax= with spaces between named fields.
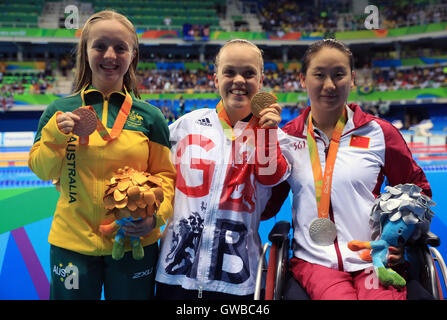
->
xmin=300 ymin=47 xmax=355 ymax=115
xmin=214 ymin=43 xmax=264 ymax=124
xmin=86 ymin=19 xmax=136 ymax=95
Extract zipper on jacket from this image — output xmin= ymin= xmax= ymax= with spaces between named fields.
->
xmin=101 ymin=94 xmax=109 ymax=124
xmin=329 ymin=204 xmax=344 ymax=271
xmin=195 ymin=135 xmax=228 ymax=295
xmin=98 ymin=92 xmax=109 ymax=253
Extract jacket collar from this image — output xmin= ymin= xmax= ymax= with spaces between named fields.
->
xmin=80 ymin=84 xmax=134 ymax=106
xmin=81 ymin=83 xmax=126 ymax=97
xmin=282 ymin=103 xmax=375 ymax=138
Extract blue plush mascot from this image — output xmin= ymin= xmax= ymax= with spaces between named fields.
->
xmin=349 ymin=184 xmax=435 ymax=288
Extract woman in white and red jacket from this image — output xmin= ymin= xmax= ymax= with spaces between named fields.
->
xmin=155 ymin=39 xmax=290 ymax=299
xmin=263 ymin=39 xmax=431 ymax=300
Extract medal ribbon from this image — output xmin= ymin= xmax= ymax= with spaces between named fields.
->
xmin=216 ymin=100 xmax=258 ymax=141
xmin=216 ymin=100 xmax=258 ymax=185
xmin=307 ymin=108 xmax=347 ymax=219
xmin=79 ymin=87 xmax=133 ymax=145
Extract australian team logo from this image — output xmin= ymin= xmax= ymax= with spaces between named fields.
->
xmin=53 ymin=262 xmax=79 ymax=290
xmin=127 ymin=110 xmax=144 ymax=128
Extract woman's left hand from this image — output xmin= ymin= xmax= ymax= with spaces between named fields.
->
xmin=258 ymin=103 xmax=282 ymax=128
xmin=387 ymin=246 xmax=405 ymax=267
xmin=123 ymin=215 xmax=156 ymax=238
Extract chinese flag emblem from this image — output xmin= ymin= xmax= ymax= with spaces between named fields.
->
xmin=349 ymin=135 xmax=370 ymax=149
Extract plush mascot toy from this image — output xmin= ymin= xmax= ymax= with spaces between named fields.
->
xmin=99 ymin=166 xmax=164 ymax=260
xmin=348 ymin=184 xmax=435 ymax=288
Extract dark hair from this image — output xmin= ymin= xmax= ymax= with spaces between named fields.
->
xmin=300 ymin=39 xmax=354 ymax=75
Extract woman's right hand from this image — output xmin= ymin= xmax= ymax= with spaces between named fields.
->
xmin=56 ymin=112 xmax=80 ymax=134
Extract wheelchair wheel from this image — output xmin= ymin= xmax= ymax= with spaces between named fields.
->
xmin=428 ymin=247 xmax=447 ymax=299
xmin=254 ymin=221 xmax=291 ymax=300
xmin=273 ymin=234 xmax=289 ymax=300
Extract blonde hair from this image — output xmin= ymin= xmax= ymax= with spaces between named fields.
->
xmin=214 ymin=39 xmax=264 ymax=74
xmin=73 ymin=10 xmax=140 ymax=98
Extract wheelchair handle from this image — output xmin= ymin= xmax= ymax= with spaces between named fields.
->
xmin=424 ymin=232 xmax=440 ymax=247
xmin=407 ymin=231 xmax=440 ymax=247
xmin=268 ymin=220 xmax=291 ymax=244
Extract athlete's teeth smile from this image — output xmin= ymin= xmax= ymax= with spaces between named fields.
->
xmin=230 ymin=89 xmax=247 ymax=95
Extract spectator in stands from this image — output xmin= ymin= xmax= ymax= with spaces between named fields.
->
xmin=0 ymin=86 xmax=13 ymax=112
xmin=155 ymin=39 xmax=289 ymax=300
xmin=0 ymin=96 xmax=5 ymax=112
xmin=258 ymin=0 xmax=447 ymax=35
xmin=60 ymin=55 xmax=69 ymax=77
xmin=28 ymin=10 xmax=175 ymax=300
xmin=262 ymin=39 xmax=432 ymax=300
xmin=178 ymin=95 xmax=185 ymax=114
xmin=163 ymin=16 xmax=172 ymax=27
xmin=44 ymin=60 xmax=53 ymax=78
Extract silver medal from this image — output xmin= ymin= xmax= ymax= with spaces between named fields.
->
xmin=309 ymin=218 xmax=337 ymax=246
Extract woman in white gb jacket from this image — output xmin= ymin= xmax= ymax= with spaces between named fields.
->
xmin=155 ymin=39 xmax=290 ymax=299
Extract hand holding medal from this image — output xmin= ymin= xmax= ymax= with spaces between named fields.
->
xmin=62 ymin=90 xmax=132 ymax=145
xmin=251 ymin=92 xmax=277 ymax=118
xmin=250 ymin=92 xmax=281 ymax=128
xmin=72 ymin=107 xmax=97 ymax=137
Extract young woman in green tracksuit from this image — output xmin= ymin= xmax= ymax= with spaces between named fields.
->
xmin=28 ymin=10 xmax=176 ymax=300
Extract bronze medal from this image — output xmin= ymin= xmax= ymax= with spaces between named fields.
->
xmin=250 ymin=92 xmax=277 ymax=118
xmin=72 ymin=107 xmax=97 ymax=137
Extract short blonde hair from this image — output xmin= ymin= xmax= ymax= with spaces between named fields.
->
xmin=73 ymin=10 xmax=140 ymax=98
xmin=214 ymin=39 xmax=264 ymax=74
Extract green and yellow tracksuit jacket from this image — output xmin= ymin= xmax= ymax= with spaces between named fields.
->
xmin=28 ymin=86 xmax=176 ymax=256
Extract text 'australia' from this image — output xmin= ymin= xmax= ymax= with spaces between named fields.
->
xmin=66 ymin=136 xmax=77 ymax=203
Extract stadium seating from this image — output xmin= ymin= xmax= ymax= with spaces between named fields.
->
xmin=92 ymin=0 xmax=221 ymax=30
xmin=0 ymin=0 xmax=44 ymax=28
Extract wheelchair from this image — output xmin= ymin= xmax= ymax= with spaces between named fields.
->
xmin=254 ymin=220 xmax=447 ymax=300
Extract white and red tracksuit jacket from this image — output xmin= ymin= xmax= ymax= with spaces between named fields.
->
xmin=263 ymin=103 xmax=431 ymax=272
xmin=156 ymin=107 xmax=290 ymax=295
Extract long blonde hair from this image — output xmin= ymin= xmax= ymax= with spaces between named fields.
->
xmin=73 ymin=10 xmax=140 ymax=98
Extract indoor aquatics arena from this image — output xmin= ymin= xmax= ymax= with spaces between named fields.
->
xmin=0 ymin=0 xmax=447 ymax=300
